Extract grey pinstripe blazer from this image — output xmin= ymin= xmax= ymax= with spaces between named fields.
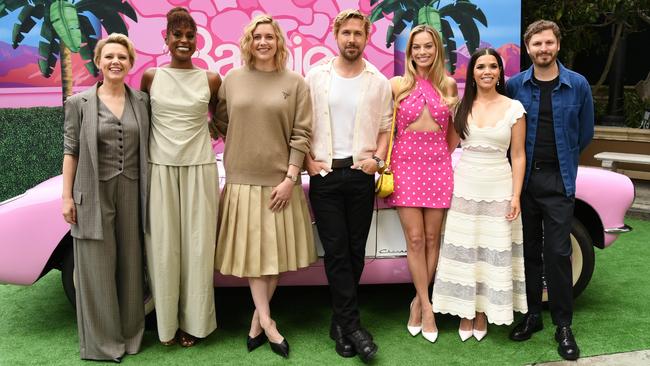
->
xmin=63 ymin=83 xmax=150 ymax=240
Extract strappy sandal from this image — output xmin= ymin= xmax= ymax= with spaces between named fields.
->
xmin=161 ymin=336 xmax=176 ymax=346
xmin=178 ymin=330 xmax=197 ymax=347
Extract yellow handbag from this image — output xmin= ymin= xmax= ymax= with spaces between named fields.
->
xmin=375 ymin=104 xmax=398 ymax=198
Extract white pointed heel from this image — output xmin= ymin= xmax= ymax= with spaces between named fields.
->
xmin=407 ymin=324 xmax=422 ymax=336
xmin=458 ymin=328 xmax=473 ymax=342
xmin=421 ymin=307 xmax=438 ymax=343
xmin=407 ymin=300 xmax=422 ymax=336
xmin=422 ymin=330 xmax=438 ymax=343
xmin=473 ymin=313 xmax=488 ymax=341
xmin=459 ymin=318 xmax=475 ymax=342
xmin=473 ymin=328 xmax=487 ymax=341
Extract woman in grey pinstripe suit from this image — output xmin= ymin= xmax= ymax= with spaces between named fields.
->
xmin=62 ymin=33 xmax=149 ymax=363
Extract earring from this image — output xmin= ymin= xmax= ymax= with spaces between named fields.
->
xmin=162 ymin=44 xmax=169 ymax=54
xmin=193 ymin=49 xmax=201 ymax=58
xmin=497 ymin=80 xmax=500 ymax=86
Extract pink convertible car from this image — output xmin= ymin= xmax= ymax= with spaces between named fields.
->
xmin=0 ymin=142 xmax=635 ymax=310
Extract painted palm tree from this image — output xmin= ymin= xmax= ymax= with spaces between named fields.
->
xmin=0 ymin=0 xmax=137 ymax=100
xmin=370 ymin=0 xmax=487 ymax=75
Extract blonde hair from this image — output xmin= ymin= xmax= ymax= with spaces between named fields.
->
xmin=395 ymin=25 xmax=457 ymax=108
xmin=94 ymin=33 xmax=136 ymax=67
xmin=332 ymin=9 xmax=370 ymax=37
xmin=239 ymin=14 xmax=288 ymax=72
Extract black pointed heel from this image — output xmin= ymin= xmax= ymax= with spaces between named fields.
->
xmin=246 ymin=332 xmax=268 ymax=352
xmin=269 ymin=338 xmax=290 ymax=358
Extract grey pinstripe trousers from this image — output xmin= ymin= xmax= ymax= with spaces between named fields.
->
xmin=74 ymin=174 xmax=144 ymax=361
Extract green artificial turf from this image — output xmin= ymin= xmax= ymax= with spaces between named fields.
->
xmin=1 ymin=218 xmax=649 ymax=365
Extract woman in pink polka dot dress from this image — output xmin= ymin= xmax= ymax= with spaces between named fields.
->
xmin=388 ymin=25 xmax=459 ymax=343
xmin=389 ymin=78 xmax=454 ymax=207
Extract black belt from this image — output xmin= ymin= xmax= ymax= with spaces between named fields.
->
xmin=532 ymin=160 xmax=559 ymax=170
xmin=331 ymin=157 xmax=353 ymax=169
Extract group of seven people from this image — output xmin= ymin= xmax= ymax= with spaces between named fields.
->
xmin=61 ymin=7 xmax=593 ymax=364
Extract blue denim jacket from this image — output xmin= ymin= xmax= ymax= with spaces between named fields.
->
xmin=506 ymin=61 xmax=594 ymax=196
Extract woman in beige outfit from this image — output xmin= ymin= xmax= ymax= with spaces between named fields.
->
xmin=213 ymin=15 xmax=316 ymax=358
xmin=140 ymin=7 xmax=221 ymax=347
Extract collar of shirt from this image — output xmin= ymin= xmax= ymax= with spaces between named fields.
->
xmin=315 ymin=57 xmax=383 ymax=77
xmin=521 ymin=60 xmax=574 ymax=89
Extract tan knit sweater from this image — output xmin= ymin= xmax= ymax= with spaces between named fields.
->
xmin=213 ymin=67 xmax=312 ymax=186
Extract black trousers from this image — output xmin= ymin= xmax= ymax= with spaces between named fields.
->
xmin=521 ymin=167 xmax=575 ymax=327
xmin=309 ymin=167 xmax=375 ymax=334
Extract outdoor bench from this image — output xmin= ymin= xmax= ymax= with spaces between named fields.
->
xmin=594 ymin=152 xmax=650 ymax=180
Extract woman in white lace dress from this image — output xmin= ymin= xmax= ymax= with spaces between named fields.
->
xmin=432 ymin=48 xmax=527 ymax=341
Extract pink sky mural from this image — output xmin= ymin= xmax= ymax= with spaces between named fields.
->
xmin=0 ymin=0 xmax=520 ymax=108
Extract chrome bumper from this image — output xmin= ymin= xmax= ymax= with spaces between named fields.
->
xmin=605 ymin=224 xmax=633 ymax=234
xmin=0 ymin=192 xmax=26 ymax=206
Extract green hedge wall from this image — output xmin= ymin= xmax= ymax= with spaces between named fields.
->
xmin=0 ymin=107 xmax=64 ymax=202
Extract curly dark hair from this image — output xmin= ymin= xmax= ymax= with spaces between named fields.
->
xmin=165 ymin=7 xmax=196 ymax=38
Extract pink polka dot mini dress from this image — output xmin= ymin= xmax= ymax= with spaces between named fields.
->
xmin=388 ymin=77 xmax=453 ymax=208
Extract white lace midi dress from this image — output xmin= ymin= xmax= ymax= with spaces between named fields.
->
xmin=432 ymin=99 xmax=528 ymax=325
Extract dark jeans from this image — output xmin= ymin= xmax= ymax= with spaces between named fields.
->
xmin=521 ymin=167 xmax=575 ymax=327
xmin=309 ymin=167 xmax=375 ymax=334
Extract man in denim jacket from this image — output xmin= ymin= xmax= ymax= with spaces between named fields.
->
xmin=506 ymin=20 xmax=594 ymax=361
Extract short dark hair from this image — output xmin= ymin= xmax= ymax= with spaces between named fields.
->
xmin=524 ymin=19 xmax=561 ymax=46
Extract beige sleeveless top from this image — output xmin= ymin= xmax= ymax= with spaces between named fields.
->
xmin=149 ymin=68 xmax=215 ymax=165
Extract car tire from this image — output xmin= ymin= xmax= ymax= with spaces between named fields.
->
xmin=61 ymin=245 xmax=76 ymax=309
xmin=570 ymin=218 xmax=595 ymax=298
xmin=542 ymin=217 xmax=595 ymax=302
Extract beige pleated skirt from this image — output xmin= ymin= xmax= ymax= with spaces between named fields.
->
xmin=215 ymin=183 xmax=317 ymax=278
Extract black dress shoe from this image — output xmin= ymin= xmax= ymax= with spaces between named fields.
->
xmin=345 ymin=328 xmax=378 ymax=363
xmin=509 ymin=313 xmax=543 ymax=341
xmin=555 ymin=326 xmax=580 ymax=360
xmin=269 ymin=338 xmax=290 ymax=358
xmin=246 ymin=332 xmax=268 ymax=352
xmin=329 ymin=323 xmax=356 ymax=358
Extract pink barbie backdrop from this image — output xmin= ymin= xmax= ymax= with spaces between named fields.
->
xmin=0 ymin=0 xmax=521 ymax=108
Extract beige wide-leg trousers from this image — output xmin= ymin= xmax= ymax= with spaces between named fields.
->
xmin=145 ymin=163 xmax=219 ymax=342
xmin=74 ymin=174 xmax=144 ymax=361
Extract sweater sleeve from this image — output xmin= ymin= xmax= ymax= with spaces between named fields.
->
xmin=212 ymin=75 xmax=229 ymax=138
xmin=288 ymin=77 xmax=312 ymax=167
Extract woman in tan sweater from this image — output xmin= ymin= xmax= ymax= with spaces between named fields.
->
xmin=213 ymin=15 xmax=316 ymax=358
